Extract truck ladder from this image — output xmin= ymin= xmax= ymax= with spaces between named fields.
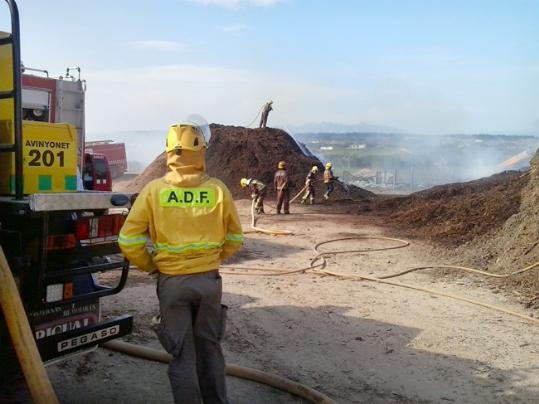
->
xmin=0 ymin=0 xmax=23 ymax=199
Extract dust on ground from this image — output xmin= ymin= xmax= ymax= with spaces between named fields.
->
xmin=46 ymin=199 xmax=539 ymax=404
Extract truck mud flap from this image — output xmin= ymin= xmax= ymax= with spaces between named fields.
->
xmin=38 ymin=315 xmax=133 ymax=362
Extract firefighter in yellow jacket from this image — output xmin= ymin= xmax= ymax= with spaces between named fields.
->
xmin=118 ymin=117 xmax=243 ymax=404
xmin=323 ymin=162 xmax=337 ymax=202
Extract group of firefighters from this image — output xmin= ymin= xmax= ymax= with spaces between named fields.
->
xmin=240 ymin=160 xmax=337 ymax=215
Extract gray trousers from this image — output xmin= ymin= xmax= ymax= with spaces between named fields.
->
xmin=156 ymin=271 xmax=228 ymax=404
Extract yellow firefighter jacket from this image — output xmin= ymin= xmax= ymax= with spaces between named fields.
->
xmin=323 ymin=168 xmax=334 ymax=184
xmin=118 ymin=150 xmax=243 ymax=275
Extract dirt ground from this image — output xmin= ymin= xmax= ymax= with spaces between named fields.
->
xmin=42 ymin=199 xmax=538 ymax=404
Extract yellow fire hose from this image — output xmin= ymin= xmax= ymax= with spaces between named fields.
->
xmin=0 ymin=247 xmax=59 ymax=404
xmin=223 ymin=207 xmax=539 ymax=325
xmin=309 ymin=238 xmax=539 ymax=325
xmin=251 ymin=197 xmax=293 ymax=235
xmin=101 ymin=340 xmax=336 ymax=404
xmin=249 ymin=183 xmax=309 ymax=235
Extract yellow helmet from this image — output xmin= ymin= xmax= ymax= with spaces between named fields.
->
xmin=240 ymin=178 xmax=250 ymax=188
xmin=325 ymin=162 xmax=332 ymax=169
xmin=166 ymin=123 xmax=207 ymax=152
xmin=278 ymin=161 xmax=286 ymax=169
xmin=311 ymin=165 xmax=319 ymax=173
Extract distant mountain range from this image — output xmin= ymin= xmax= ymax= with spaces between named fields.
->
xmin=281 ymin=122 xmax=405 ymax=134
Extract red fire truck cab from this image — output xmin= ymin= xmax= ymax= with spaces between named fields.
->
xmin=85 ymin=141 xmax=127 ymax=178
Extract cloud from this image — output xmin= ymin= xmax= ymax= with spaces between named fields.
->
xmin=83 ymin=64 xmax=349 ymax=133
xmin=188 ymin=0 xmax=281 ymax=8
xmin=131 ymin=40 xmax=186 ymax=52
xmin=366 ymin=85 xmax=470 ymax=134
xmin=84 ymin=64 xmax=531 ymax=137
xmin=220 ymin=24 xmax=247 ymax=32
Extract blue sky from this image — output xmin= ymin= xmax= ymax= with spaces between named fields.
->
xmin=2 ymin=0 xmax=538 ymax=134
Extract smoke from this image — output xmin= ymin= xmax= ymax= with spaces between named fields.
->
xmin=86 ymin=130 xmax=165 ymax=173
xmin=295 ymin=131 xmax=539 ymax=189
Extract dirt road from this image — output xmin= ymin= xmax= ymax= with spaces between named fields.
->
xmin=47 ymin=200 xmax=538 ymax=403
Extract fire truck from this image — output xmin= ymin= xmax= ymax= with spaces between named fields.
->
xmin=85 ymin=140 xmax=128 ymax=179
xmin=0 ymin=0 xmax=132 ymax=377
xmin=21 ymin=60 xmax=114 ymax=191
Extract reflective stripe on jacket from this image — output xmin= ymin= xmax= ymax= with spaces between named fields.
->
xmin=119 ymin=177 xmax=243 ymax=275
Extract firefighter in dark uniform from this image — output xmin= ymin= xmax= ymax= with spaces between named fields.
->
xmin=259 ymin=100 xmax=273 ymax=129
xmin=274 ymin=160 xmax=290 ymax=214
xmin=301 ymin=165 xmax=319 ymax=204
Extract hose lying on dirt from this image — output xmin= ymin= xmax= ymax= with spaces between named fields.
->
xmin=251 ymin=197 xmax=293 ymax=236
xmin=101 ymin=340 xmax=337 ymax=404
xmin=311 ymin=238 xmax=539 ymax=280
xmin=309 ymin=238 xmax=539 ymax=326
xmin=249 ymin=184 xmax=309 ymax=235
xmin=221 ymin=236 xmax=407 ymax=277
xmin=317 ymin=267 xmax=539 ymax=325
xmin=376 ymin=261 xmax=539 ymax=280
xmin=224 ymin=205 xmax=539 ymax=325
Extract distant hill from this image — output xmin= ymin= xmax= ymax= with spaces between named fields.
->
xmin=282 ymin=122 xmax=404 ymax=134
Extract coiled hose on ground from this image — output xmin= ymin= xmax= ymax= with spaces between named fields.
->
xmin=310 ymin=238 xmax=539 ymax=325
xmin=223 ymin=208 xmax=539 ymax=326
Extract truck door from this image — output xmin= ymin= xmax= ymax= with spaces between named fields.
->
xmin=83 ymin=153 xmax=112 ymax=191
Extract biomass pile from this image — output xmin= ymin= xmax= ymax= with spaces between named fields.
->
xmin=122 ymin=125 xmax=374 ymax=201
xmin=376 ymin=170 xmax=528 ymax=246
xmin=481 ymin=150 xmax=539 ymax=298
xmin=377 ymin=149 xmax=539 ymax=298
